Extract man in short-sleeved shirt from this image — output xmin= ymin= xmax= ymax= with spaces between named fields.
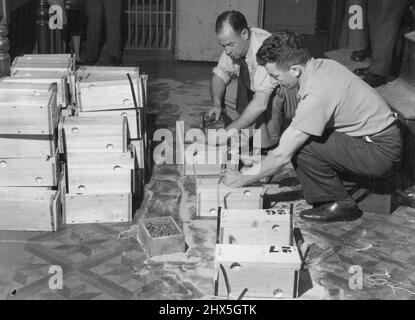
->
xmin=209 ymin=11 xmax=298 ymax=150
xmin=223 ymin=31 xmax=402 ymax=224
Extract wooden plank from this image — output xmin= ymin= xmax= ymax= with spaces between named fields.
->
xmin=0 ymin=104 xmax=59 ymax=135
xmin=61 ymin=116 xmax=128 ymax=153
xmin=183 ymin=143 xmax=238 ymax=176
xmin=0 ymin=135 xmax=56 ymax=158
xmin=64 ymin=193 xmax=132 ymax=224
xmin=78 ymin=109 xmax=139 ymax=140
xmin=77 ymin=65 xmax=139 ymax=80
xmin=67 ymin=168 xmax=132 ymax=194
xmin=11 ymin=55 xmax=73 ymax=73
xmin=76 ymin=77 xmax=144 ymax=111
xmin=0 ymin=153 xmax=59 ymax=187
xmin=197 ymin=178 xmax=264 ymax=219
xmin=3 ymin=73 xmax=68 ymax=106
xmin=67 ymin=152 xmax=134 ymax=170
xmin=0 ymin=189 xmax=60 ymax=231
xmin=219 ymin=208 xmax=292 ymax=246
xmin=0 ymin=80 xmax=56 ymax=93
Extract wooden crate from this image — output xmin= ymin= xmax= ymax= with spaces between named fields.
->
xmin=176 ymin=121 xmax=238 ymax=176
xmin=64 ymin=193 xmax=132 ymax=224
xmin=214 ymin=244 xmax=302 ymax=299
xmin=218 ymin=208 xmax=293 ymax=246
xmin=0 ymin=188 xmax=61 ymax=231
xmin=196 ymin=178 xmax=264 ymax=219
xmin=78 ymin=109 xmax=140 ymax=140
xmin=0 ymin=134 xmax=57 ymax=158
xmin=0 ymin=153 xmax=59 ymax=187
xmin=6 ymin=71 xmax=71 ymax=106
xmin=137 ymin=216 xmax=185 ymax=257
xmin=76 ymin=77 xmax=145 ymax=112
xmin=61 ymin=116 xmax=128 ymax=153
xmin=11 ymin=55 xmax=74 ymax=74
xmin=0 ymin=90 xmax=60 ymax=136
xmin=182 ymin=142 xmax=239 ymax=176
xmin=66 ymin=152 xmax=134 ymax=194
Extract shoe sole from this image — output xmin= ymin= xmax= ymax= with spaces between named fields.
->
xmin=300 ymin=212 xmax=363 ymax=224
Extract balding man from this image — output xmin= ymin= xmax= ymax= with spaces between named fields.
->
xmin=208 ymin=11 xmax=298 ymax=153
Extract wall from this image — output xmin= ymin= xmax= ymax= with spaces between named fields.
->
xmin=263 ymin=0 xmax=317 ymax=35
xmin=176 ymin=0 xmax=261 ymax=62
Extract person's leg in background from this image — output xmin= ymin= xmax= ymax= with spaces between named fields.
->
xmin=103 ymin=0 xmax=123 ymax=65
xmin=364 ymin=0 xmax=408 ymax=87
xmin=81 ymin=0 xmax=103 ymax=63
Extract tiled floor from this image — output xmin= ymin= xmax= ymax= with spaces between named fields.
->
xmin=1 ymin=61 xmax=414 ymax=300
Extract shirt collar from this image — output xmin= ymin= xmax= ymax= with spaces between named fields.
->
xmin=245 ymin=28 xmax=256 ymax=62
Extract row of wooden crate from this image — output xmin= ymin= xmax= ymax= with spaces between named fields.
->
xmin=177 ymin=121 xmax=303 ymax=299
xmin=0 ymin=54 xmax=149 ymax=231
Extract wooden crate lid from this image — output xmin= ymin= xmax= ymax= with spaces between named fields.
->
xmin=215 ymin=244 xmax=302 ymax=269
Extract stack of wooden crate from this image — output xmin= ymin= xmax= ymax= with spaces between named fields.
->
xmin=61 ymin=116 xmax=134 ymax=224
xmin=59 ymin=66 xmax=149 ymax=224
xmin=0 ymin=82 xmax=63 ymax=231
xmin=214 ymin=203 xmax=302 ymax=299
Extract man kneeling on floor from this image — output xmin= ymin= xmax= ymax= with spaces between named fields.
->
xmin=223 ymin=31 xmax=402 ymax=224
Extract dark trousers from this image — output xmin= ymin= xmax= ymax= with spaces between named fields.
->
xmin=367 ymin=0 xmax=408 ymax=76
xmin=82 ymin=0 xmax=122 ymax=62
xmin=293 ymin=125 xmax=402 ymax=205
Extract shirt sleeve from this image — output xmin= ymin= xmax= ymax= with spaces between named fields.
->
xmin=212 ymin=52 xmax=236 ymax=86
xmin=291 ymin=91 xmax=337 ymax=136
xmin=252 ymin=66 xmax=279 ymax=94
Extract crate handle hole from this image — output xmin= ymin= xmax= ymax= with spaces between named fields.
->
xmin=123 ymin=99 xmax=130 ymax=104
xmin=244 ymin=190 xmax=251 ymax=197
xmin=272 ymin=224 xmax=280 ymax=232
xmin=88 ymin=85 xmax=95 ymax=90
xmin=106 ymin=144 xmax=114 ymax=150
xmin=78 ymin=185 xmax=86 ymax=192
xmin=230 ymin=263 xmax=242 ymax=271
xmin=36 ymin=177 xmax=43 ymax=184
xmin=273 ymin=289 xmax=284 ymax=298
xmin=209 ymin=208 xmax=217 ymax=215
xmin=0 ymin=161 xmax=7 ymax=168
xmin=71 ymin=127 xmax=79 ymax=134
xmin=114 ymin=165 xmax=122 ymax=171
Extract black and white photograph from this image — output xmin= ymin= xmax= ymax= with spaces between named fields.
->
xmin=0 ymin=0 xmax=414 ymax=306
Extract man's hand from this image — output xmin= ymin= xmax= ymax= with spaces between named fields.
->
xmin=208 ymin=106 xmax=223 ymax=122
xmin=222 ymin=169 xmax=248 ymax=188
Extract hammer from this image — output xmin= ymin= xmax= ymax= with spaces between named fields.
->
xmin=199 ymin=112 xmax=217 ymax=134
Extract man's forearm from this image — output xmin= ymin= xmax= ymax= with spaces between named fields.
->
xmin=226 ymin=92 xmax=270 ymax=131
xmin=211 ymin=74 xmax=226 ymax=108
xmin=240 ymin=151 xmax=290 ymax=186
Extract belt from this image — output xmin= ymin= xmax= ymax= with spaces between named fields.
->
xmin=364 ymin=121 xmax=398 ymax=143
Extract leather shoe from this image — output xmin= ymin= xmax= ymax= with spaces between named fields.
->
xmin=300 ymin=198 xmax=363 ymax=223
